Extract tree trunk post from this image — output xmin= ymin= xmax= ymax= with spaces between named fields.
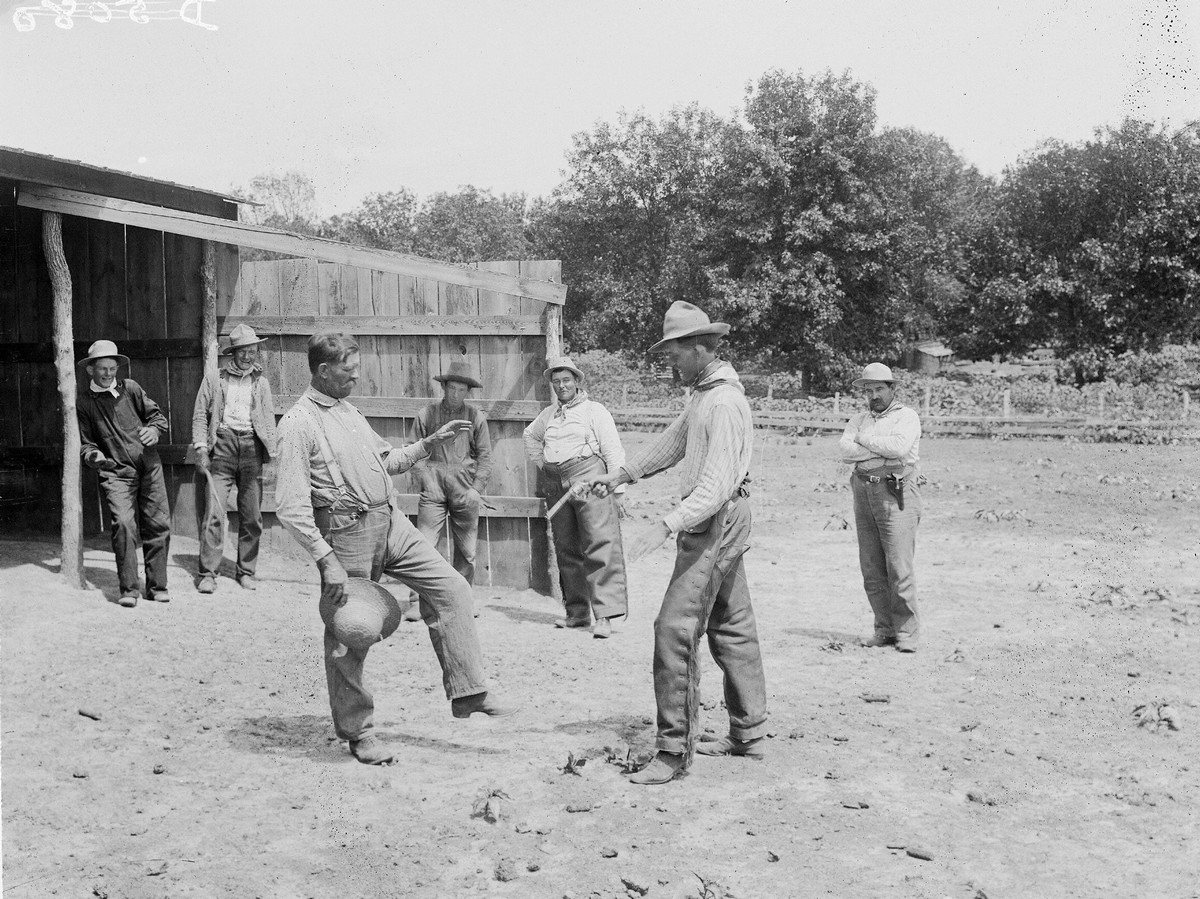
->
xmin=1184 ymin=391 xmax=1191 ymax=421
xmin=543 ymin=294 xmax=564 ymax=602
xmin=923 ymin=382 xmax=932 ymax=417
xmin=1003 ymin=389 xmax=1011 ymax=420
xmin=44 ymin=211 xmax=86 ymax=590
xmin=201 ymin=240 xmax=219 ymax=378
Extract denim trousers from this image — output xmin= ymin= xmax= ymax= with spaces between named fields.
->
xmin=851 ymin=475 xmax=922 ymax=640
xmin=98 ymin=459 xmax=171 ymax=596
xmin=317 ymin=499 xmax=489 ymax=741
xmin=653 ymin=495 xmax=768 ymax=761
xmin=415 ymin=464 xmax=480 ymax=584
xmin=543 ymin=456 xmax=628 ymax=622
xmin=198 ymin=429 xmax=263 ymax=579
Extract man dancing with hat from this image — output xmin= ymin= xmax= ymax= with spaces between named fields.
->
xmin=590 ymin=302 xmax=767 ymax=784
xmin=191 ymin=324 xmax=278 ymax=594
xmin=839 ymin=363 xmax=923 ymax=652
xmin=275 ymin=332 xmax=517 ymax=765
xmin=524 ymin=356 xmax=629 ymax=638
xmin=77 ymin=340 xmax=172 ymax=607
xmin=408 ymin=360 xmax=492 ymax=618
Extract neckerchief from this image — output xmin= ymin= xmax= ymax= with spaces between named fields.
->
xmin=225 ymin=360 xmax=260 ymax=378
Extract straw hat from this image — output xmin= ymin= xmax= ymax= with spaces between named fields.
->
xmin=222 ymin=323 xmax=269 ymax=354
xmin=434 ymin=360 xmax=482 ymax=389
xmin=77 ymin=339 xmax=130 ymax=368
xmin=321 ymin=578 xmax=408 ymax=653
xmin=649 ymin=301 xmax=730 ymax=352
xmin=543 ymin=356 xmax=584 ymax=382
xmin=852 ymin=363 xmax=897 ymax=388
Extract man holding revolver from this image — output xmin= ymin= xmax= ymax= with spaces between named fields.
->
xmin=274 ymin=332 xmax=517 ymax=766
xmin=839 ymin=363 xmax=923 ymax=652
xmin=77 ymin=340 xmax=172 ymax=608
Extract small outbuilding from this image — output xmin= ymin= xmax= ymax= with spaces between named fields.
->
xmin=904 ymin=339 xmax=956 ymax=375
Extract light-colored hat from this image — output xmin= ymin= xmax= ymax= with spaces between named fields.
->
xmin=649 ymin=301 xmax=731 ymax=352
xmin=321 ymin=578 xmax=408 ymax=653
xmin=852 ymin=362 xmax=897 ymax=387
xmin=543 ymin=356 xmax=584 ymax=382
xmin=434 ymin=360 xmax=482 ymax=389
xmin=222 ymin=323 xmax=269 ymax=354
xmin=77 ymin=339 xmax=129 ymax=368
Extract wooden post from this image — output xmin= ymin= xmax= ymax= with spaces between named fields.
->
xmin=542 ymin=294 xmax=564 ymax=602
xmin=923 ymin=382 xmax=932 ymax=416
xmin=622 ymin=381 xmax=629 ymax=407
xmin=43 ymin=211 xmax=86 ymax=590
xmin=833 ymin=393 xmax=840 ymax=414
xmin=1184 ymin=391 xmax=1191 ymax=420
xmin=1003 ymin=389 xmax=1011 ymax=419
xmin=201 ymin=240 xmax=218 ymax=378
xmin=1098 ymin=389 xmax=1106 ymax=418
xmin=766 ymin=383 xmax=774 ymax=401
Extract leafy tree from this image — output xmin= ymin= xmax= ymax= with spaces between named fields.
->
xmin=234 ymin=171 xmax=320 ymax=233
xmin=532 ymin=104 xmax=730 ymax=353
xmin=412 ymin=186 xmax=532 ymax=263
xmin=320 ymin=189 xmax=417 ymax=251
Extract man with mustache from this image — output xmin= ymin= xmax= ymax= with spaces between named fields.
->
xmin=839 ymin=363 xmax=923 ymax=652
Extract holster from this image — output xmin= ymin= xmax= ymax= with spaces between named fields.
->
xmin=885 ymin=473 xmax=906 ymax=510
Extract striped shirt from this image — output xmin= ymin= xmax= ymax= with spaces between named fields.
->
xmin=275 ymin=386 xmax=430 ymax=560
xmin=839 ymin=401 xmax=921 ymax=468
xmin=621 ymin=361 xmax=752 ymax=534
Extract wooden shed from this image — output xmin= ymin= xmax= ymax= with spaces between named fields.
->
xmin=0 ymin=147 xmax=566 ymax=592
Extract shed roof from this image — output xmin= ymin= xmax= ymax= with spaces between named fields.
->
xmin=914 ymin=341 xmax=955 ymax=358
xmin=0 ymin=146 xmax=243 ymax=219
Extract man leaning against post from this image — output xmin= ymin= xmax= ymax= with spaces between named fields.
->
xmin=590 ymin=302 xmax=768 ymax=785
xmin=839 ymin=363 xmax=923 ymax=652
xmin=274 ymin=332 xmax=518 ymax=766
xmin=191 ymin=324 xmax=278 ymax=594
xmin=77 ymin=340 xmax=172 ymax=608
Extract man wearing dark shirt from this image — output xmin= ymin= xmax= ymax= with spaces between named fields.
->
xmin=77 ymin=340 xmax=172 ymax=607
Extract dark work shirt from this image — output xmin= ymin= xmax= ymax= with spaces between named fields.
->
xmin=78 ymin=378 xmax=169 ymax=472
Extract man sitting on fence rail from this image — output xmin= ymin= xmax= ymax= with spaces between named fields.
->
xmin=77 ymin=339 xmax=172 ymax=608
xmin=274 ymin=332 xmax=518 ymax=766
xmin=839 ymin=362 xmax=923 ymax=652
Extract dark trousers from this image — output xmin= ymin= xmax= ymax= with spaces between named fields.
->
xmin=99 ymin=460 xmax=171 ymax=595
xmin=317 ymin=500 xmax=489 ymax=742
xmin=653 ymin=496 xmax=767 ymax=761
xmin=851 ymin=475 xmax=922 ymax=640
xmin=199 ymin=430 xmax=263 ymax=579
xmin=543 ymin=456 xmax=628 ymax=622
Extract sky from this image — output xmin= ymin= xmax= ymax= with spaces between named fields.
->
xmin=2 ymin=0 xmax=1198 ymax=215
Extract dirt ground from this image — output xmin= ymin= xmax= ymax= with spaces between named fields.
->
xmin=2 ymin=432 xmax=1198 ymax=899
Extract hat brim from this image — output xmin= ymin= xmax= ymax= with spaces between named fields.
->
xmin=649 ymin=322 xmax=731 ymax=353
xmin=852 ymin=377 xmax=895 ymax=388
xmin=434 ymin=374 xmax=482 ymax=389
xmin=78 ymin=353 xmax=131 ymax=368
xmin=221 ymin=338 xmax=269 ymax=354
xmin=323 ymin=578 xmax=407 ymax=651
xmin=544 ymin=365 xmax=584 ymax=382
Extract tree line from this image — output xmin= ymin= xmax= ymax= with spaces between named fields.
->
xmin=237 ymin=68 xmax=1200 ymax=390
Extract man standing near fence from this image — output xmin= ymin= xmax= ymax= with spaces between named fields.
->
xmin=191 ymin=324 xmax=278 ymax=594
xmin=524 ymin=356 xmax=628 ymax=638
xmin=589 ymin=301 xmax=768 ymax=785
xmin=409 ymin=361 xmax=492 ymax=619
xmin=77 ymin=340 xmax=172 ymax=607
xmin=274 ymin=332 xmax=516 ymax=766
xmin=839 ymin=363 xmax=923 ymax=652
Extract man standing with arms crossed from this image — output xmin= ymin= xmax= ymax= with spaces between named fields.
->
xmin=274 ymin=333 xmax=517 ymax=766
xmin=590 ymin=302 xmax=768 ymax=784
xmin=839 ymin=363 xmax=923 ymax=652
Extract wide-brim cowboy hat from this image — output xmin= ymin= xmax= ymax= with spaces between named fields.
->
xmin=221 ymin=323 xmax=270 ymax=355
xmin=852 ymin=362 xmax=897 ymax=388
xmin=320 ymin=578 xmax=409 ymax=653
xmin=649 ymin=301 xmax=731 ymax=352
xmin=77 ymin=339 xmax=130 ymax=369
xmin=543 ymin=356 xmax=584 ymax=382
xmin=434 ymin=360 xmax=483 ymax=389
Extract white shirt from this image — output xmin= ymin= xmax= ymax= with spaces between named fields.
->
xmin=839 ymin=401 xmax=921 ymax=468
xmin=222 ymin=372 xmax=254 ymax=431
